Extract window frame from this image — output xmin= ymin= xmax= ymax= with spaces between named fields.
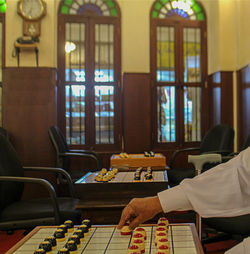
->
xmin=150 ymin=9 xmax=208 ymax=150
xmin=57 ymin=7 xmax=122 ymax=151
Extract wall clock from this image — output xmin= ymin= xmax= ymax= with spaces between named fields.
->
xmin=17 ymin=0 xmax=47 ymax=37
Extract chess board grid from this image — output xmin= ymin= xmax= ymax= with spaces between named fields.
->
xmin=76 ymin=171 xmax=167 ymax=184
xmin=6 ymin=224 xmax=204 ymax=254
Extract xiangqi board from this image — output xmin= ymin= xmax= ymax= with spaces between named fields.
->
xmin=7 ymin=224 xmax=204 ymax=254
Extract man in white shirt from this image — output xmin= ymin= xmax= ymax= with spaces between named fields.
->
xmin=118 ymin=147 xmax=250 ymax=253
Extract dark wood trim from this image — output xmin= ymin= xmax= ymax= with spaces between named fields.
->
xmin=237 ymin=64 xmax=250 ymax=150
xmin=207 ymin=71 xmax=233 ymax=129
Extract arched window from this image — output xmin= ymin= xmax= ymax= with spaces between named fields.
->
xmin=0 ymin=0 xmax=6 ymax=125
xmin=58 ymin=0 xmax=121 ymax=150
xmin=150 ymin=0 xmax=207 ymax=148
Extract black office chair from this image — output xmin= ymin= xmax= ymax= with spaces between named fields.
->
xmin=0 ymin=133 xmax=81 ymax=231
xmin=167 ymin=124 xmax=235 ymax=186
xmin=48 ymin=126 xmax=102 ymax=182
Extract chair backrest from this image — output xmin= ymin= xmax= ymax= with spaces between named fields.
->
xmin=242 ymin=134 xmax=250 ymax=150
xmin=0 ymin=134 xmax=24 ymax=211
xmin=48 ymin=126 xmax=71 ymax=170
xmin=200 ymin=124 xmax=234 ymax=154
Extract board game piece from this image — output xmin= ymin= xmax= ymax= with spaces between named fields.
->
xmin=131 ymin=238 xmax=145 ymax=253
xmin=134 ymin=227 xmax=146 ymax=239
xmin=127 ymin=244 xmax=141 ymax=254
xmin=33 ymin=249 xmax=46 ymax=254
xmin=57 ymin=247 xmax=69 ymax=254
xmin=64 ymin=220 xmax=74 ymax=232
xmin=58 ymin=224 xmax=68 ymax=235
xmin=65 ymin=240 xmax=77 ymax=253
xmin=44 ymin=236 xmax=57 ymax=250
xmin=53 ymin=229 xmax=65 ymax=242
xmin=121 ymin=223 xmax=132 ymax=235
xmin=155 ymin=232 xmax=168 ymax=246
xmin=132 ymin=232 xmax=144 ymax=242
xmin=38 ymin=240 xmax=52 ymax=252
xmin=73 ymin=229 xmax=84 ymax=241
xmin=68 ymin=235 xmax=80 ymax=247
xmin=82 ymin=219 xmax=91 ymax=228
xmin=157 ymin=243 xmax=170 ymax=254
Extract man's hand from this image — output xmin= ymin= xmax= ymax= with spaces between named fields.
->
xmin=117 ymin=196 xmax=163 ymax=230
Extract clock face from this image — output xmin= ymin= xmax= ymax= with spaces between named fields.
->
xmin=20 ymin=0 xmax=45 ymax=20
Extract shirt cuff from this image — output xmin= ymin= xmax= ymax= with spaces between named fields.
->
xmin=157 ymin=185 xmax=193 ymax=213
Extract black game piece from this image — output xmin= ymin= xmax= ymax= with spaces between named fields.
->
xmin=68 ymin=235 xmax=80 ymax=246
xmin=44 ymin=236 xmax=57 ymax=248
xmin=82 ymin=219 xmax=91 ymax=228
xmin=73 ymin=229 xmax=84 ymax=239
xmin=64 ymin=220 xmax=74 ymax=230
xmin=57 ymin=247 xmax=70 ymax=254
xmin=58 ymin=224 xmax=68 ymax=234
xmin=34 ymin=249 xmax=46 ymax=254
xmin=38 ymin=241 xmax=52 ymax=252
xmin=65 ymin=240 xmax=77 ymax=251
xmin=54 ymin=229 xmax=65 ymax=240
xmin=78 ymin=224 xmax=89 ymax=233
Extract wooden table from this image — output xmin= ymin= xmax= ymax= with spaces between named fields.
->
xmin=74 ymin=170 xmax=169 ymax=224
xmin=110 ymin=153 xmax=166 ymax=169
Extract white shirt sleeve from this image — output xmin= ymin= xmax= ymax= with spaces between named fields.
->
xmin=157 ymin=147 xmax=250 ymax=254
xmin=158 ymin=146 xmax=250 ymax=217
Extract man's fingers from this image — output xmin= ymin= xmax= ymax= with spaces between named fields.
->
xmin=117 ymin=206 xmax=133 ymax=229
xmin=128 ymin=215 xmax=143 ymax=230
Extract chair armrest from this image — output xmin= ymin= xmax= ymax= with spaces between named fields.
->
xmin=59 ymin=152 xmax=100 ymax=171
xmin=169 ymin=147 xmax=200 ymax=169
xmin=202 ymin=149 xmax=233 ymax=156
xmin=0 ymin=176 xmax=61 ymax=224
xmin=70 ymin=150 xmax=102 ymax=169
xmin=23 ymin=166 xmax=76 ymax=198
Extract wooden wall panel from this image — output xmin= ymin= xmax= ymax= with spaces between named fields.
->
xmin=208 ymin=71 xmax=233 ymax=128
xmin=237 ymin=65 xmax=250 ymax=150
xmin=2 ymin=67 xmax=57 ymax=166
xmin=123 ymin=73 xmax=151 ymax=153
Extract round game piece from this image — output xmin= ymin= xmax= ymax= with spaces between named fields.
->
xmin=57 ymin=247 xmax=70 ymax=254
xmin=44 ymin=236 xmax=57 ymax=250
xmin=158 ymin=217 xmax=169 ymax=225
xmin=155 ymin=232 xmax=168 ymax=246
xmin=54 ymin=229 xmax=65 ymax=242
xmin=73 ymin=229 xmax=85 ymax=241
xmin=132 ymin=233 xmax=144 ymax=242
xmin=127 ymin=245 xmax=140 ymax=254
xmin=134 ymin=227 xmax=146 ymax=239
xmin=157 ymin=243 xmax=170 ymax=254
xmin=102 ymin=175 xmax=109 ymax=182
xmin=58 ymin=224 xmax=68 ymax=235
xmin=34 ymin=249 xmax=46 ymax=254
xmin=38 ymin=240 xmax=52 ymax=252
xmin=64 ymin=220 xmax=74 ymax=232
xmin=155 ymin=227 xmax=166 ymax=236
xmin=131 ymin=239 xmax=145 ymax=253
xmin=78 ymin=224 xmax=89 ymax=235
xmin=82 ymin=219 xmax=91 ymax=228
xmin=120 ymin=223 xmax=132 ymax=235
xmin=95 ymin=175 xmax=103 ymax=182
xmin=101 ymin=168 xmax=107 ymax=174
xmin=68 ymin=235 xmax=81 ymax=246
xmin=65 ymin=240 xmax=77 ymax=253
xmin=133 ymin=176 xmax=140 ymax=182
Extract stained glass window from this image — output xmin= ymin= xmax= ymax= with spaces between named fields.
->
xmin=152 ymin=0 xmax=204 ymax=20
xmin=0 ymin=0 xmax=6 ymax=13
xmin=60 ymin=0 xmax=118 ymax=16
